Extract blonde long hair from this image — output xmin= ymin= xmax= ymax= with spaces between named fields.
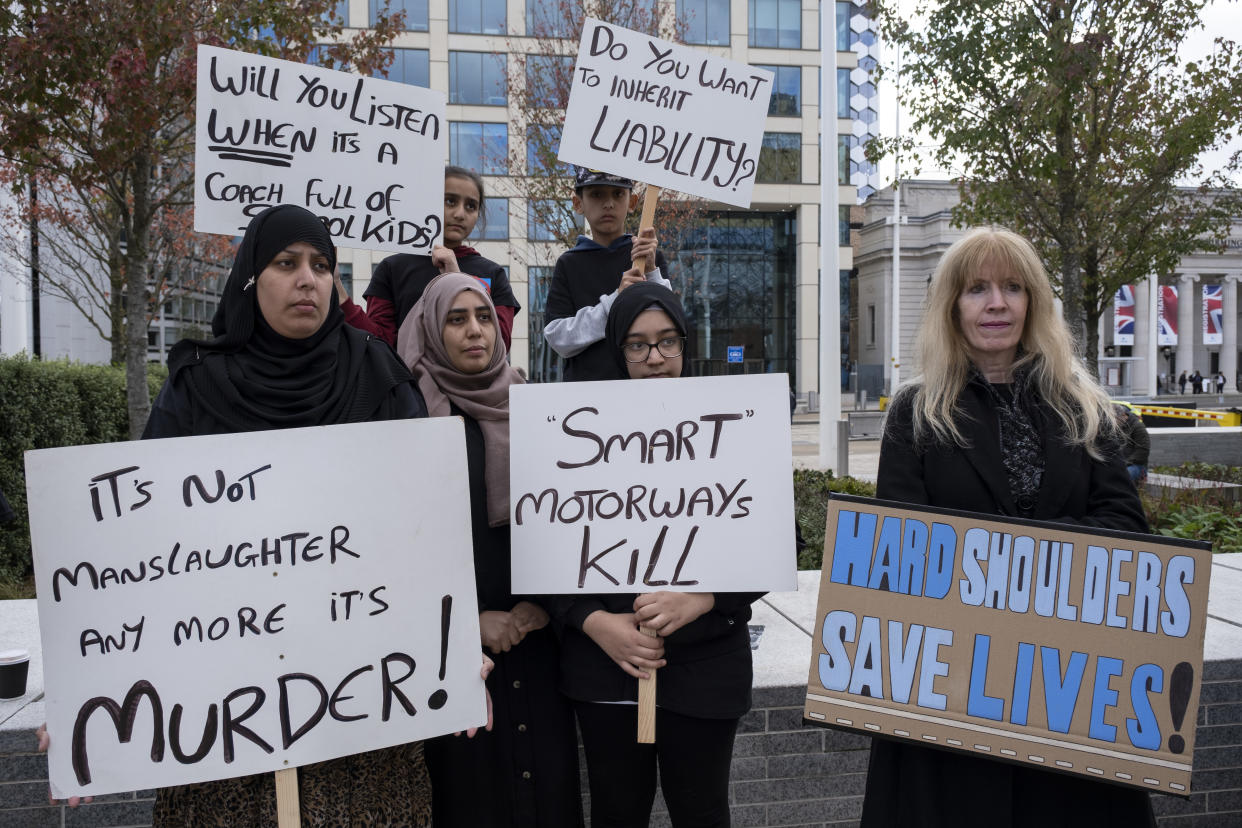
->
xmin=899 ymin=228 xmax=1116 ymax=458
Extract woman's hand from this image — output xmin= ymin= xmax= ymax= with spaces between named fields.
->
xmin=479 ymin=610 xmax=525 ymax=654
xmin=630 ymin=227 xmax=659 ymax=272
xmin=633 ymin=592 xmax=715 ymax=637
xmin=582 ymin=610 xmax=666 ymax=679
xmin=461 ymin=655 xmax=495 ymax=738
xmin=509 ymin=601 xmax=549 ymax=635
xmin=36 ymin=724 xmax=93 ymax=807
xmin=431 ymin=245 xmax=461 ymax=273
xmin=617 ymin=265 xmax=644 ymax=293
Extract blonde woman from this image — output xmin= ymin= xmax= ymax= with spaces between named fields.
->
xmin=862 ymin=228 xmax=1153 ymax=827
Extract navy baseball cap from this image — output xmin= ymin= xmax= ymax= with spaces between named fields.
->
xmin=574 ymin=167 xmax=636 ymax=191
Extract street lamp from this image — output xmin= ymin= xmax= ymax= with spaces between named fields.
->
xmin=1161 ymin=346 xmax=1173 ymax=393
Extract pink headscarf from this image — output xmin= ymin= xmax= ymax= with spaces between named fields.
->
xmin=397 ymin=273 xmax=524 ymax=526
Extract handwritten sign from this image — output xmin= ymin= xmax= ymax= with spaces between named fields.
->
xmin=510 ymin=374 xmax=796 ymax=594
xmin=804 ymin=494 xmax=1212 ymax=794
xmin=194 ymin=45 xmax=446 ymax=253
xmin=26 ymin=419 xmax=484 ymax=798
xmin=557 ymin=19 xmax=773 ymax=208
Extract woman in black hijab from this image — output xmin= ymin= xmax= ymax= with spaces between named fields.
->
xmin=143 ymin=205 xmax=432 ymax=826
xmin=555 ymin=280 xmax=761 ymax=828
xmin=144 ymin=204 xmax=423 ymax=437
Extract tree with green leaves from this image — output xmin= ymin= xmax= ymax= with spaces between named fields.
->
xmin=0 ymin=0 xmax=404 ymax=436
xmin=869 ymin=0 xmax=1242 ymax=368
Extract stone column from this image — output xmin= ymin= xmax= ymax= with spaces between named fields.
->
xmin=1132 ymin=277 xmax=1151 ymax=395
xmin=1223 ymin=273 xmax=1240 ymax=391
xmin=1176 ymin=272 xmax=1198 ymax=377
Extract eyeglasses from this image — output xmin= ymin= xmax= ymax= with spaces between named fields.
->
xmin=622 ymin=336 xmax=685 ymax=363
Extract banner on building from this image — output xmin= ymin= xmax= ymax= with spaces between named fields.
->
xmin=557 ymin=18 xmax=774 ymax=208
xmin=509 ymin=374 xmax=797 ymax=594
xmin=194 ymin=45 xmax=446 ymax=253
xmin=1113 ymin=285 xmax=1135 ymax=346
xmin=1157 ymin=285 xmax=1178 ymax=346
xmin=1203 ymin=284 xmax=1223 ymax=346
xmin=27 ymin=419 xmax=484 ymax=798
xmin=804 ymin=494 xmax=1211 ymax=795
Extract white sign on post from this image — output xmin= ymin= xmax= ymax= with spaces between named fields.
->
xmin=510 ymin=374 xmax=797 ymax=594
xmin=26 ymin=418 xmax=484 ymax=798
xmin=194 ymin=45 xmax=446 ymax=253
xmin=557 ymin=19 xmax=774 ymax=208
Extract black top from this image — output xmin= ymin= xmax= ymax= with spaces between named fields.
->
xmin=545 ymin=238 xmax=669 ymax=382
xmin=366 ymin=252 xmax=519 ymax=332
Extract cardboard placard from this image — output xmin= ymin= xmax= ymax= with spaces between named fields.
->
xmin=194 ymin=45 xmax=445 ymax=252
xmin=509 ymin=374 xmax=797 ymax=594
xmin=27 ymin=419 xmax=484 ymax=798
xmin=804 ymin=494 xmax=1212 ymax=794
xmin=557 ymin=18 xmax=773 ymax=208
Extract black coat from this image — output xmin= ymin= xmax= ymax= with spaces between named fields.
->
xmin=861 ymin=376 xmax=1155 ymax=828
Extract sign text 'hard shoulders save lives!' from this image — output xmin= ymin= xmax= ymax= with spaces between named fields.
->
xmin=510 ymin=374 xmax=796 ymax=594
xmin=194 ymin=45 xmax=446 ymax=253
xmin=26 ymin=418 xmax=483 ymax=798
xmin=557 ymin=19 xmax=773 ymax=208
xmin=804 ymin=494 xmax=1212 ymax=794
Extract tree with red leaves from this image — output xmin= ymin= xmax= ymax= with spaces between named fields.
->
xmin=0 ymin=0 xmax=404 ymax=436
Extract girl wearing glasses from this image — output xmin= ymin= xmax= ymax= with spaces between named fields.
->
xmin=553 ymin=280 xmax=761 ymax=828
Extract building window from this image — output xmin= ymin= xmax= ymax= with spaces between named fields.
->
xmin=525 ymin=0 xmax=581 ymax=37
xmin=525 ymin=55 xmax=572 ymax=109
xmin=839 ymin=205 xmax=850 ymax=246
xmin=375 ymin=48 xmax=430 ymax=87
xmin=326 ymin=0 xmax=349 ymax=26
xmin=527 ymin=266 xmax=563 ymax=383
xmin=371 ymin=0 xmax=429 ymax=31
xmin=678 ymin=0 xmax=730 ymax=45
xmin=757 ymin=132 xmax=800 ymax=183
xmin=449 ymin=52 xmax=507 ymax=105
xmin=449 ymin=122 xmax=509 ymax=175
xmin=748 ymin=0 xmax=800 ymax=49
xmin=450 ymin=0 xmax=506 ymax=34
xmin=757 ymin=65 xmax=800 ymax=116
xmin=838 ymin=68 xmax=850 ymax=118
xmin=479 ymin=198 xmax=509 ymax=240
xmin=867 ymin=303 xmax=876 ymax=346
xmin=337 ymin=263 xmax=354 ymax=298
xmin=527 ymin=199 xmax=580 ymax=241
xmin=836 ymin=1 xmax=851 ymax=51
xmin=838 ymin=136 xmax=850 ymax=184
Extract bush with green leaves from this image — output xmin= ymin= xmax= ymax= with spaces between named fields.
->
xmin=1145 ymin=463 xmax=1242 ymax=554
xmin=793 ymin=468 xmax=876 ymax=570
xmin=0 ymin=355 xmax=166 ymax=581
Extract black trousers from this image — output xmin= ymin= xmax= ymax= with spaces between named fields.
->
xmin=573 ymin=701 xmax=739 ymax=828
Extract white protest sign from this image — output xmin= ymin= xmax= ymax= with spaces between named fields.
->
xmin=27 ymin=418 xmax=483 ymax=798
xmin=510 ymin=374 xmax=797 ymax=594
xmin=558 ymin=19 xmax=774 ymax=208
xmin=195 ymin=45 xmax=445 ymax=253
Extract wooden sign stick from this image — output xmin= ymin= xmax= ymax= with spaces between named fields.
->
xmin=635 ymin=185 xmax=662 ymax=273
xmin=275 ymin=768 xmax=301 ymax=827
xmin=634 ymin=181 xmax=663 ymax=746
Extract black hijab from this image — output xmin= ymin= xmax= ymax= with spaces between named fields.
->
xmin=164 ymin=205 xmax=411 ymax=434
xmin=605 ymin=281 xmax=689 ymax=378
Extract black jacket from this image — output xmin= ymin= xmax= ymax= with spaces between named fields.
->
xmin=862 ymin=376 xmax=1154 ymax=828
xmin=876 ymin=378 xmax=1147 ymax=532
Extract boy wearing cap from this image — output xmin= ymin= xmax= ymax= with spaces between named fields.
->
xmin=543 ymin=168 xmax=670 ymax=381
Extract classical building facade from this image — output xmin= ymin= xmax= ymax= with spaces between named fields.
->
xmin=855 ymin=179 xmax=1242 ymax=396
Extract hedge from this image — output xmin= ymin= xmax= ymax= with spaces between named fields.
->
xmin=0 ymin=355 xmax=166 ymax=580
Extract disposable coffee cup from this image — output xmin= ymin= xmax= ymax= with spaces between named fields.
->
xmin=0 ymin=649 xmax=30 ymax=699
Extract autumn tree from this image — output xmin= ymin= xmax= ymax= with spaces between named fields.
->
xmin=506 ymin=0 xmax=705 ymax=255
xmin=868 ymin=0 xmax=1242 ymax=368
xmin=0 ymin=0 xmax=404 ymax=436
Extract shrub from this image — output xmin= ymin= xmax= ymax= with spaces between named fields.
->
xmin=793 ymin=468 xmax=876 ymax=570
xmin=0 ymin=355 xmax=167 ymax=581
xmin=1145 ymin=463 xmax=1242 ymax=554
